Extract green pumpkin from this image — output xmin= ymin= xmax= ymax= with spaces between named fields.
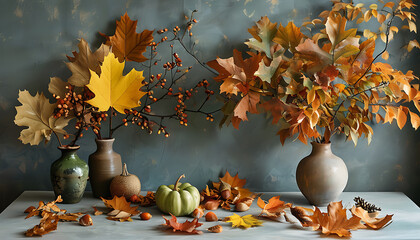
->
xmin=155 ymin=174 xmax=200 ymax=216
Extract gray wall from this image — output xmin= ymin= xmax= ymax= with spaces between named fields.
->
xmin=1 ymin=0 xmax=419 ymax=212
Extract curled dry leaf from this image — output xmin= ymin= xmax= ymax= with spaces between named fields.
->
xmin=25 ymin=213 xmax=59 ymax=237
xmin=92 ymin=206 xmax=103 ymax=216
xmin=25 ymin=195 xmax=64 ymax=219
xmin=350 ymin=206 xmax=393 ymax=229
xmin=101 ymin=195 xmax=139 ymax=222
xmin=290 ymin=206 xmax=315 ymax=227
xmin=257 ymin=196 xmax=292 ymax=219
xmin=24 ymin=206 xmax=36 ymax=213
xmin=224 ymin=213 xmax=263 ymax=229
xmin=133 ymin=191 xmax=156 ymax=207
xmin=162 ymin=214 xmax=203 ymax=234
xmin=208 ymin=225 xmax=223 ymax=233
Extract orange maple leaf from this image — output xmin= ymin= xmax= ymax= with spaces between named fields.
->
xmin=213 ymin=170 xmax=247 ymax=189
xmin=350 ymin=206 xmax=393 ymax=229
xmin=163 ymin=214 xmax=203 ymax=234
xmin=107 ymin=13 xmax=154 ymax=63
xmin=257 ymin=196 xmax=292 ymax=219
xmin=310 ymin=201 xmax=366 ymax=237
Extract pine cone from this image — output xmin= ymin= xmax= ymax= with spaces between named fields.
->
xmin=354 ymin=196 xmax=381 ymax=213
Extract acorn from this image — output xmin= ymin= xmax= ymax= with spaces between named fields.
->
xmin=219 ymin=180 xmax=231 ymax=200
xmin=204 ymin=200 xmax=220 ymax=210
xmin=79 ymin=214 xmax=93 ymax=226
xmin=235 ymin=202 xmax=250 ymax=212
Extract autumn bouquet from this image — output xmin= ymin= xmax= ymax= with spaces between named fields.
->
xmin=209 ymin=0 xmax=419 ymax=146
xmin=14 ymin=12 xmax=216 ymax=148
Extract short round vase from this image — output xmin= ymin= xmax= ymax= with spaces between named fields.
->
xmin=296 ymin=142 xmax=348 ymax=206
xmin=88 ymin=138 xmax=122 ymax=198
xmin=50 ymin=146 xmax=89 ymax=204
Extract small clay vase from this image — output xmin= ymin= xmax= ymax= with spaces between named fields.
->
xmin=50 ymin=146 xmax=88 ymax=204
xmin=296 ymin=142 xmax=348 ymax=206
xmin=88 ymin=138 xmax=122 ymax=198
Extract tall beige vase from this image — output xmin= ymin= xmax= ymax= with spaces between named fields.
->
xmin=88 ymin=138 xmax=122 ymax=198
xmin=296 ymin=142 xmax=348 ymax=206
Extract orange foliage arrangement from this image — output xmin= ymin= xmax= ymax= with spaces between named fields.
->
xmin=209 ymin=0 xmax=419 ymax=145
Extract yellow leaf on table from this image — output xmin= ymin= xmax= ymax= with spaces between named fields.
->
xmin=224 ymin=213 xmax=263 ymax=229
xmin=86 ymin=52 xmax=146 ymax=114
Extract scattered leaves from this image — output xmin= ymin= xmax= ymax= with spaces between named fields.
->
xmin=25 ymin=213 xmax=59 ymax=237
xmin=162 ymin=214 xmax=203 ymax=234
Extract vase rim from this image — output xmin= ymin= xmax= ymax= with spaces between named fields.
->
xmin=311 ymin=141 xmax=331 ymax=146
xmin=95 ymin=138 xmax=115 ymax=142
xmin=58 ymin=145 xmax=80 ymax=150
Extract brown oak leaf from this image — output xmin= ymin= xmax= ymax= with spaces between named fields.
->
xmin=25 ymin=212 xmax=59 ymax=237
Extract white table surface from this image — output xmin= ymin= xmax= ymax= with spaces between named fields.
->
xmin=0 ymin=191 xmax=419 ymax=239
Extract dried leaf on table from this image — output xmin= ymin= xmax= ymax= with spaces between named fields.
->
xmin=290 ymin=206 xmax=315 ymax=227
xmin=138 ymin=191 xmax=156 ymax=207
xmin=224 ymin=213 xmax=263 ymax=229
xmin=309 ymin=201 xmax=365 ymax=237
xmin=25 ymin=212 xmax=59 ymax=237
xmin=101 ymin=195 xmax=139 ymax=222
xmin=92 ymin=206 xmax=103 ymax=216
xmin=25 ymin=195 xmax=64 ymax=219
xmin=350 ymin=206 xmax=393 ymax=229
xmin=162 ymin=214 xmax=203 ymax=234
xmin=257 ymin=196 xmax=292 ymax=219
xmin=213 ymin=170 xmax=247 ymax=190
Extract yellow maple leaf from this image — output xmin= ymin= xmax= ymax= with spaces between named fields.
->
xmin=224 ymin=213 xmax=263 ymax=229
xmin=86 ymin=52 xmax=146 ymax=113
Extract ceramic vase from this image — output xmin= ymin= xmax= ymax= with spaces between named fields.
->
xmin=88 ymin=138 xmax=122 ymax=198
xmin=50 ymin=146 xmax=89 ymax=204
xmin=296 ymin=142 xmax=348 ymax=206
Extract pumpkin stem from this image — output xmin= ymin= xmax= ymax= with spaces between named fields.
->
xmin=121 ymin=163 xmax=129 ymax=176
xmin=174 ymin=174 xmax=185 ymax=191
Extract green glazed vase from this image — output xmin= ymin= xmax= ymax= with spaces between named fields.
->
xmin=50 ymin=146 xmax=89 ymax=204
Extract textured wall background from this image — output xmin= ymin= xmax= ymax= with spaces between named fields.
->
xmin=1 ymin=0 xmax=419 ymax=212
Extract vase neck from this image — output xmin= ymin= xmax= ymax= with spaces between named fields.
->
xmin=95 ymin=138 xmax=115 ymax=153
xmin=58 ymin=146 xmax=79 ymax=158
xmin=310 ymin=142 xmax=332 ymax=155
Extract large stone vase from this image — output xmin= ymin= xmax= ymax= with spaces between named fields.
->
xmin=88 ymin=138 xmax=122 ymax=198
xmin=50 ymin=146 xmax=89 ymax=204
xmin=296 ymin=142 xmax=348 ymax=206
